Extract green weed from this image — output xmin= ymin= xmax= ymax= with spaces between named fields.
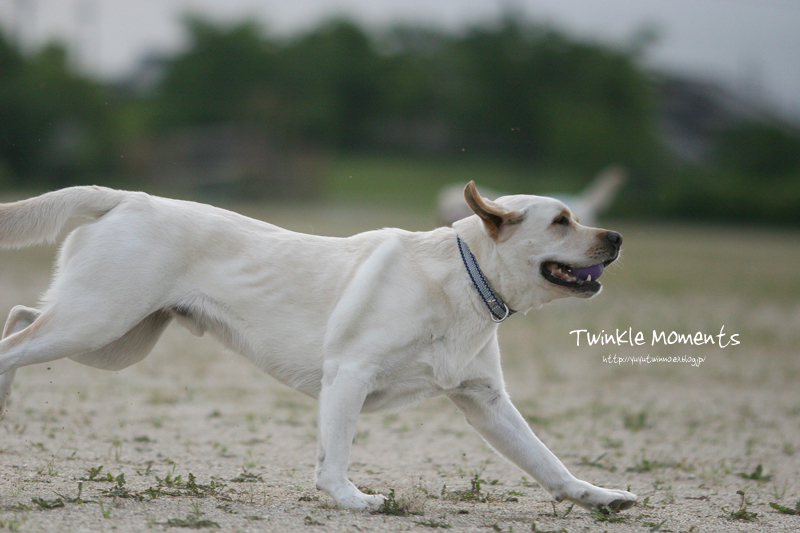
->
xmin=724 ymin=490 xmax=758 ymax=521
xmin=769 ymin=500 xmax=800 ymax=515
xmin=55 ymin=482 xmax=91 ymax=505
xmin=447 ymin=473 xmax=489 ymax=503
xmin=31 ymin=497 xmax=64 ymax=509
xmin=377 ymin=489 xmax=418 ymax=516
xmin=738 ymin=464 xmax=772 ymax=482
xmin=578 ymin=452 xmax=616 ymax=471
xmin=549 ymin=501 xmax=574 ymax=518
xmin=98 ymin=499 xmax=111 ymax=519
xmin=592 ymin=506 xmax=628 ymax=522
xmin=231 ymin=471 xmax=263 ymax=483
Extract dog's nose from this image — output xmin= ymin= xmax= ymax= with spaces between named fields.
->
xmin=605 ymin=231 xmax=622 ymax=246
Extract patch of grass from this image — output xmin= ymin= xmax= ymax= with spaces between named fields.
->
xmin=82 ymin=466 xmax=126 ymax=486
xmin=90 ymin=469 xmax=226 ymax=502
xmin=376 ymin=489 xmax=419 ymax=516
xmin=99 ymin=484 xmax=145 ymax=500
xmin=230 ymin=471 xmax=262 ymax=483
xmin=446 ymin=473 xmax=490 ymax=503
xmin=729 ymin=507 xmax=758 ymax=521
xmin=155 ymin=472 xmax=225 ymax=498
xmin=440 ymin=473 xmax=522 ymax=504
xmin=738 ymin=464 xmax=772 ymax=482
xmin=578 ymin=452 xmax=617 ymax=472
xmin=549 ymin=501 xmax=575 ymax=518
xmin=724 ymin=490 xmax=758 ymax=521
xmin=31 ymin=497 xmax=64 ymax=509
xmin=769 ymin=501 xmax=800 ymax=515
xmin=83 ymin=465 xmax=106 ymax=481
xmin=592 ymin=506 xmax=628 ymax=522
xmin=55 ymin=482 xmax=91 ymax=505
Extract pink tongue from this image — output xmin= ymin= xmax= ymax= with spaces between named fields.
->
xmin=572 ymin=263 xmax=604 ymax=281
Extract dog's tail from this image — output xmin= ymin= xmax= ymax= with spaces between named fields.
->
xmin=0 ymin=186 xmax=128 ymax=249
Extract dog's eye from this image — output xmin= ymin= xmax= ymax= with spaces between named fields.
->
xmin=553 ymin=215 xmax=570 ymax=226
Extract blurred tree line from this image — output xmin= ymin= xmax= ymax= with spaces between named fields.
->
xmin=0 ymin=17 xmax=798 ymax=224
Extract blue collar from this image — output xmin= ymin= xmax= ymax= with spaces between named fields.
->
xmin=456 ymin=236 xmax=515 ymax=323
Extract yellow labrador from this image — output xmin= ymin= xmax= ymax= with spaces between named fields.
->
xmin=0 ymin=183 xmax=634 ymax=513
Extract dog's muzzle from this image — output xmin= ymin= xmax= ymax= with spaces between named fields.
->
xmin=541 ymin=231 xmax=621 ymax=295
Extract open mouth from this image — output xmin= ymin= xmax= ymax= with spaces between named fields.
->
xmin=541 ymin=260 xmax=612 ymax=294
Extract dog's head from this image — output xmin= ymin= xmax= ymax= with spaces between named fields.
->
xmin=454 ymin=181 xmax=622 ymax=311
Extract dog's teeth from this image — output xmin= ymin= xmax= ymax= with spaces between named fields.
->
xmin=587 ymin=275 xmax=592 ymax=282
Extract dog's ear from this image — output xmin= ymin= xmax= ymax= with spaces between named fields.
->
xmin=464 ymin=181 xmax=523 ymax=240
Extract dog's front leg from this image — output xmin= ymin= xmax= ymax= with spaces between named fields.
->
xmin=315 ymin=360 xmax=386 ymax=511
xmin=447 ymin=380 xmax=636 ymax=513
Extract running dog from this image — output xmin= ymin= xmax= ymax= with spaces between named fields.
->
xmin=0 ymin=183 xmax=634 ymax=513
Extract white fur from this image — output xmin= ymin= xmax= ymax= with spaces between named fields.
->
xmin=0 ymin=185 xmax=635 ymax=513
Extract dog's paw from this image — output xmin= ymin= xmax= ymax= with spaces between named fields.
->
xmin=319 ymin=479 xmax=387 ymax=512
xmin=336 ymin=492 xmax=387 ymax=512
xmin=565 ymin=481 xmax=637 ymax=513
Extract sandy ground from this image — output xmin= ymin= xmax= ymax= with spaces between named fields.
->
xmin=1 ymin=204 xmax=799 ymax=533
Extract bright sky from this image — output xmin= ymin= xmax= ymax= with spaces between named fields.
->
xmin=3 ymin=0 xmax=799 ymax=120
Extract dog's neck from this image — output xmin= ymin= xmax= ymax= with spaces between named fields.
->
xmin=456 ymin=235 xmax=515 ymax=322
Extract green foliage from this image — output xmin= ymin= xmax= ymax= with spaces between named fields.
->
xmin=0 ymin=33 xmax=118 ymax=187
xmin=769 ymin=501 xmax=800 ymax=515
xmin=377 ymin=489 xmax=415 ymax=516
xmin=156 ymin=17 xmax=277 ymax=129
xmin=717 ymin=121 xmax=800 ymax=179
xmin=738 ymin=464 xmax=773 ymax=482
xmin=0 ymin=16 xmax=797 ymax=225
xmin=230 ymin=471 xmax=263 ymax=483
xmin=592 ymin=506 xmax=628 ymax=522
xmin=31 ymin=497 xmax=65 ymax=509
xmin=725 ymin=490 xmax=758 ymax=521
xmin=133 ymin=16 xmax=662 ymax=173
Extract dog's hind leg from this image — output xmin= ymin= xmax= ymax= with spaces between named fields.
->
xmin=69 ymin=310 xmax=172 ymax=371
xmin=0 ymin=296 xmax=169 ymax=379
xmin=0 ymin=305 xmax=172 ymax=419
xmin=0 ymin=306 xmax=40 ymax=417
